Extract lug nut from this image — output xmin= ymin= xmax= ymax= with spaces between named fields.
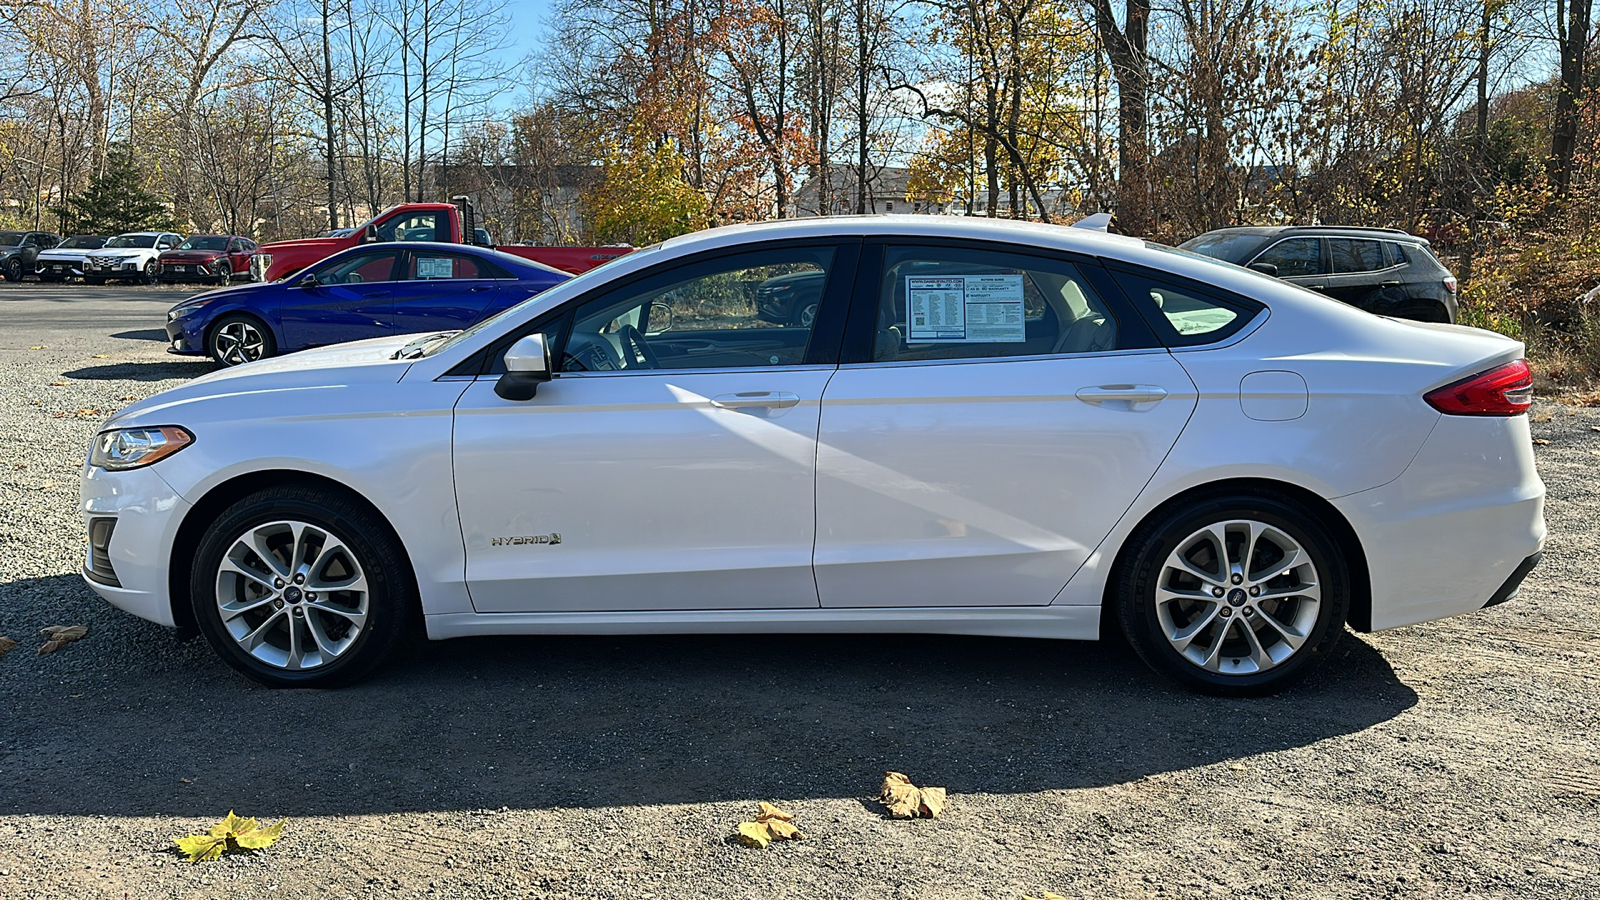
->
xmin=292 ymin=607 xmax=304 ymax=617
xmin=274 ymin=600 xmax=284 ymax=609
xmin=1219 ymin=607 xmax=1231 ymax=617
xmin=1244 ymin=607 xmax=1256 ymax=617
xmin=1250 ymin=586 xmax=1261 ymax=597
xmin=274 ymin=578 xmax=284 ymax=588
xmin=1212 ymin=587 xmax=1224 ymax=598
xmin=306 ymin=592 xmax=317 ymax=601
xmin=1231 ymin=573 xmax=1243 ymax=585
xmin=293 ymin=573 xmax=305 ymax=584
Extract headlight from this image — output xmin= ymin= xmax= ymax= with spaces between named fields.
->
xmin=89 ymin=426 xmax=194 ymax=471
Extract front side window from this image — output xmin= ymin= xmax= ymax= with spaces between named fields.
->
xmin=62 ymin=236 xmax=105 ymax=249
xmin=1330 ymin=238 xmax=1385 ymax=273
xmin=872 ymin=246 xmax=1119 ymax=362
xmin=1252 ymin=238 xmax=1323 ymax=277
xmin=377 ymin=212 xmax=442 ymax=243
xmin=406 ymin=253 xmax=507 ymax=280
xmin=106 ymin=235 xmax=157 ymax=249
xmin=558 ymin=245 xmax=834 ymax=372
xmin=310 ymin=249 xmax=399 ymax=285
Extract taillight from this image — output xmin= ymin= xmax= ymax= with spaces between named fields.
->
xmin=1424 ymin=359 xmax=1532 ymax=416
xmin=1443 ymin=275 xmax=1458 ymax=293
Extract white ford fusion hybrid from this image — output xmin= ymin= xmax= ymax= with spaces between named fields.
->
xmin=80 ymin=216 xmax=1545 ymax=694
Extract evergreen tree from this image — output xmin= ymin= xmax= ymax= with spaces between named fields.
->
xmin=52 ymin=145 xmax=172 ymax=235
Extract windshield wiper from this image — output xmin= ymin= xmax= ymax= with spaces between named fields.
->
xmin=392 ymin=330 xmax=461 ymax=360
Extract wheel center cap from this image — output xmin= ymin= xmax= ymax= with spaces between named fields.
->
xmin=1226 ymin=588 xmax=1248 ymax=607
xmin=283 ymin=586 xmax=303 ymax=604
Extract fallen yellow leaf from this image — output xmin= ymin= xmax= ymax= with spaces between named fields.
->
xmin=879 ymin=772 xmax=947 ymax=819
xmin=92 ymin=354 xmax=110 ymax=359
xmin=736 ymin=821 xmax=772 ymax=849
xmin=734 ymin=802 xmax=804 ymax=848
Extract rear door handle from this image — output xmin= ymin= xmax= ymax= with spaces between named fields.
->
xmin=1076 ymin=385 xmax=1168 ymax=411
xmin=712 ymin=391 xmax=800 ymax=410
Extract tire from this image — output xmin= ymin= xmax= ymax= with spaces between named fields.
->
xmin=1114 ymin=491 xmax=1350 ymax=696
xmin=207 ymin=313 xmax=276 ymax=366
xmin=4 ymin=258 xmax=23 ymax=282
xmin=190 ymin=485 xmax=416 ymax=687
xmin=216 ymin=260 xmax=232 ymax=286
xmin=792 ymin=300 xmax=819 ymax=328
xmin=141 ymin=260 xmax=158 ymax=285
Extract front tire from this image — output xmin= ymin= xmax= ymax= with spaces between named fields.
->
xmin=141 ymin=260 xmax=158 ymax=284
xmin=207 ymin=313 xmax=276 ymax=366
xmin=190 ymin=485 xmax=417 ymax=688
xmin=1114 ymin=492 xmax=1349 ymax=696
xmin=216 ymin=260 xmax=232 ymax=285
xmin=4 ymin=258 xmax=23 ymax=281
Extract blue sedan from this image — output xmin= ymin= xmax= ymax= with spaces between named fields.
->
xmin=165 ymin=242 xmax=570 ymax=366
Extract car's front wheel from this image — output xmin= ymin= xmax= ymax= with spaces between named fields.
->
xmin=190 ymin=485 xmax=417 ymax=687
xmin=4 ymin=258 xmax=24 ymax=281
xmin=216 ymin=260 xmax=232 ymax=285
xmin=207 ymin=314 xmax=276 ymax=366
xmin=1115 ymin=492 xmax=1349 ymax=696
xmin=142 ymin=260 xmax=158 ymax=284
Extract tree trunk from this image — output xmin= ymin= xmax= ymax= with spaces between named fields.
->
xmin=1549 ymin=0 xmax=1591 ymax=197
xmin=1090 ymin=0 xmax=1151 ymax=235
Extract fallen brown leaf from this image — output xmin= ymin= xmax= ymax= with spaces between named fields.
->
xmin=734 ymin=802 xmax=804 ymax=848
xmin=0 ymin=636 xmax=16 ymax=656
xmin=1531 ymin=438 xmax=1550 ymax=445
xmin=52 ymin=408 xmax=103 ymax=419
xmin=91 ymin=354 xmax=110 ymax=359
xmin=38 ymin=624 xmax=87 ymax=654
xmin=28 ymin=345 xmax=43 ymax=350
xmin=878 ymin=772 xmax=946 ymax=819
xmin=47 ymin=381 xmax=68 ymax=386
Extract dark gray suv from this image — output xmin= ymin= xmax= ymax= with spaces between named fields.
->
xmin=1179 ymin=226 xmax=1458 ymax=323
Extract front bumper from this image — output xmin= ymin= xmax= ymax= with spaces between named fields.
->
xmin=165 ymin=317 xmax=207 ymax=356
xmin=79 ymin=461 xmax=194 ymax=627
xmin=83 ymin=260 xmax=147 ymax=278
xmin=35 ymin=260 xmax=83 ymax=277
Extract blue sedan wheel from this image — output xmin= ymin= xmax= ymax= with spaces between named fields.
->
xmin=209 ymin=314 xmax=276 ymax=367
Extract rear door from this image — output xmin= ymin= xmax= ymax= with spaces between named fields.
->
xmin=279 ymin=248 xmax=402 ymax=349
xmin=1321 ymin=237 xmax=1392 ymax=311
xmin=814 ymin=241 xmax=1197 ymax=608
xmin=389 ymin=249 xmax=509 ymax=335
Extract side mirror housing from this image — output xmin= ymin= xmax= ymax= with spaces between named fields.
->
xmin=645 ymin=301 xmax=674 ymax=335
xmin=362 ymin=223 xmax=380 ymax=243
xmin=296 ymin=273 xmax=321 ymax=288
xmin=1248 ymin=262 xmax=1280 ymax=277
xmin=495 ymin=334 xmax=552 ymax=401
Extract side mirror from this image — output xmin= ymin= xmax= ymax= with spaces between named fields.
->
xmin=296 ymin=273 xmax=322 ymax=288
xmin=362 ymin=223 xmax=380 ymax=243
xmin=1248 ymin=262 xmax=1280 ymax=277
xmin=645 ymin=301 xmax=674 ymax=335
xmin=495 ymin=333 xmax=552 ymax=401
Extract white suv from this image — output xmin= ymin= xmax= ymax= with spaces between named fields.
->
xmin=83 ymin=232 xmax=184 ymax=284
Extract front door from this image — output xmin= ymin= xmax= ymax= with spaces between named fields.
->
xmin=279 ymin=248 xmax=402 ymax=349
xmin=453 ymin=242 xmax=851 ymax=613
xmin=814 ymin=243 xmax=1198 ymax=607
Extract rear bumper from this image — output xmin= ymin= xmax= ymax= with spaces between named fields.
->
xmin=1334 ymin=414 xmax=1545 ymax=630
xmin=1484 ymin=551 xmax=1541 ymax=609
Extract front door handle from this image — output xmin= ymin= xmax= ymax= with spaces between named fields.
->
xmin=469 ymin=285 xmax=494 ymax=292
xmin=1076 ymin=385 xmax=1168 ymax=411
xmin=365 ymin=290 xmax=391 ymax=298
xmin=712 ymin=391 xmax=800 ymax=410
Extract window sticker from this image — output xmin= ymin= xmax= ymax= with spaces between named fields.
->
xmin=906 ymin=273 xmax=1026 ymax=342
xmin=416 ymin=256 xmax=454 ymax=279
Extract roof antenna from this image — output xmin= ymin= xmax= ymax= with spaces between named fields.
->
xmin=1071 ymin=212 xmax=1114 ymax=232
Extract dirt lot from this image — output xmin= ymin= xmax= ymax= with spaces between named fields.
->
xmin=1 ymin=283 xmax=1597 ymax=900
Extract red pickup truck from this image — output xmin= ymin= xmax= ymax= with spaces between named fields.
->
xmin=249 ymin=202 xmax=633 ymax=281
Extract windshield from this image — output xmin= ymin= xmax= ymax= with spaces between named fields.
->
xmin=178 ymin=236 xmax=230 ymax=251
xmin=418 ymin=243 xmax=663 ymax=359
xmin=1176 ymin=232 xmax=1270 ymax=263
xmin=106 ymin=234 xmax=157 ymax=249
xmin=61 ymin=235 xmax=106 ymax=249
xmin=0 ymin=232 xmax=23 ymax=247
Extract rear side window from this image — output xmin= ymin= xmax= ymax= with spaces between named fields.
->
xmin=1109 ymin=267 xmax=1262 ymax=347
xmin=872 ymin=245 xmax=1121 ymax=362
xmin=1253 ymin=238 xmax=1322 ymax=277
xmin=405 ymin=253 xmax=510 ymax=280
xmin=1387 ymin=242 xmax=1410 ymax=265
xmin=1330 ymin=238 xmax=1385 ymax=273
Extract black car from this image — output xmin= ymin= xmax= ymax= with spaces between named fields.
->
xmin=1179 ymin=226 xmax=1458 ymax=323
xmin=0 ymin=230 xmax=61 ymax=282
xmin=753 ymin=269 xmax=824 ymax=326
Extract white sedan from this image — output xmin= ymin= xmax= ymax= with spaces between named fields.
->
xmin=80 ymin=217 xmax=1544 ymax=694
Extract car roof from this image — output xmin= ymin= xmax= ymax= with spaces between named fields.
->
xmin=324 ymin=240 xmax=569 ymax=277
xmin=1192 ymin=225 xmax=1428 ymax=243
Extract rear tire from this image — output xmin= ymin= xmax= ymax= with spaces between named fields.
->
xmin=1114 ymin=491 xmax=1349 ymax=696
xmin=190 ymin=485 xmax=417 ymax=688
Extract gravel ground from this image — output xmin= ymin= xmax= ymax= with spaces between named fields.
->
xmin=1 ymin=282 xmax=1598 ymax=900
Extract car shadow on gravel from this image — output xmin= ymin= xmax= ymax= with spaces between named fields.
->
xmin=110 ymin=328 xmax=170 ymax=342
xmin=59 ymin=360 xmax=211 ymax=381
xmin=1 ymin=574 xmax=1417 ymax=818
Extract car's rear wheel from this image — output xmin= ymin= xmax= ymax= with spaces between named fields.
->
xmin=1115 ymin=492 xmax=1349 ymax=696
xmin=208 ymin=314 xmax=276 ymax=366
xmin=190 ymin=486 xmax=416 ymax=687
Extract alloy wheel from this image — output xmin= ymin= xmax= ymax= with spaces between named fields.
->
xmin=214 ymin=320 xmax=267 ymax=365
xmin=1153 ymin=519 xmax=1321 ymax=676
xmin=214 ymin=519 xmax=370 ymax=672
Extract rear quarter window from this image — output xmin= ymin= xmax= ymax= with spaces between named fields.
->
xmin=1107 ymin=265 xmax=1264 ymax=348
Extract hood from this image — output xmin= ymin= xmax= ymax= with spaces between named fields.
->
xmin=170 ymin=281 xmax=272 ymax=312
xmin=255 ymin=236 xmax=346 ymax=255
xmin=107 ymin=334 xmax=419 ymax=428
xmin=162 ymin=250 xmax=226 ymax=261
xmin=38 ymin=248 xmax=95 ymax=260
